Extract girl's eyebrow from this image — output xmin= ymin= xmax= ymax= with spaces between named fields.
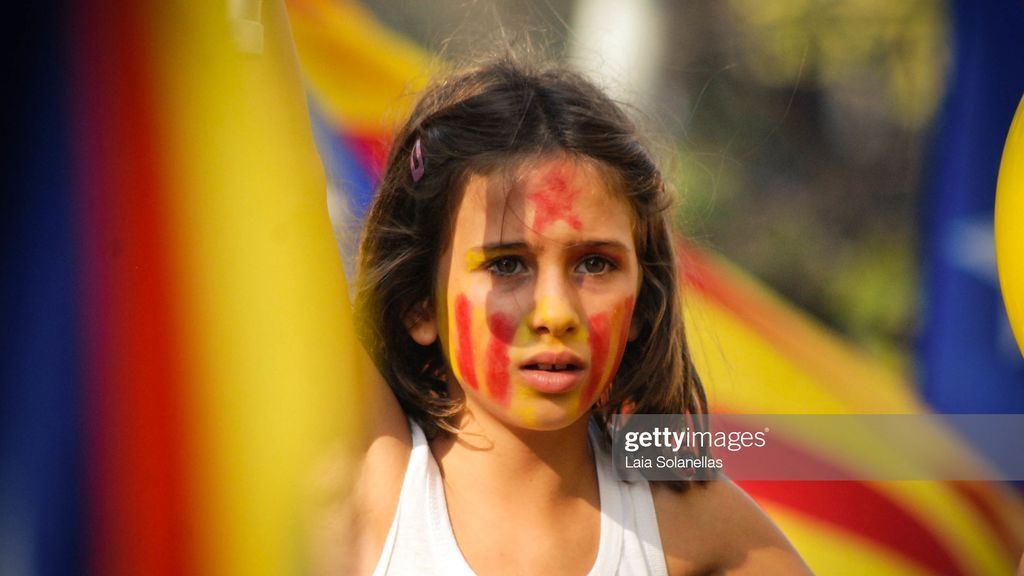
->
xmin=473 ymin=241 xmax=529 ymax=252
xmin=471 ymin=240 xmax=630 ymax=253
xmin=566 ymin=240 xmax=630 ymax=252
xmin=465 ymin=240 xmax=630 ymax=269
xmin=465 ymin=243 xmax=528 ymax=269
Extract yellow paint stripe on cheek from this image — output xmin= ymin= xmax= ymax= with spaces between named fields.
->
xmin=603 ymin=307 xmax=625 ymax=385
xmin=512 ymin=387 xmax=539 ymax=428
xmin=442 ymin=297 xmax=463 ymax=384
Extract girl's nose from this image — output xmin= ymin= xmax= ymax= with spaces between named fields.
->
xmin=529 ymin=275 xmax=581 ymax=337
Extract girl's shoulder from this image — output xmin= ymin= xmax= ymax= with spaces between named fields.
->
xmin=651 ymin=478 xmax=812 ymax=575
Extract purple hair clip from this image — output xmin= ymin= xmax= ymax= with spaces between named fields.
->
xmin=410 ymin=137 xmax=426 ymax=183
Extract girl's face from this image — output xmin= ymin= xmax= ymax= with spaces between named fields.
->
xmin=413 ymin=155 xmax=640 ymax=431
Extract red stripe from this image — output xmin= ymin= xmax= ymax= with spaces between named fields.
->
xmin=739 ymin=480 xmax=966 ymax=575
xmin=454 ymin=295 xmax=480 ymax=391
xmin=486 ymin=312 xmax=514 ymax=406
xmin=77 ymin=1 xmax=194 ymax=574
xmin=346 ymin=131 xmax=391 ymax=179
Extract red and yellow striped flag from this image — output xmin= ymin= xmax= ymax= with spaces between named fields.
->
xmin=78 ymin=1 xmax=364 ymax=573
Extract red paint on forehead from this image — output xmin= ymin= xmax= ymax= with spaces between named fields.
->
xmin=486 ymin=313 xmax=515 ymax=406
xmin=527 ymin=165 xmax=583 ymax=233
xmin=454 ymin=295 xmax=480 ymax=391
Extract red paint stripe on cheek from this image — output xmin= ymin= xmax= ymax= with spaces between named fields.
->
xmin=582 ymin=312 xmax=610 ymax=408
xmin=582 ymin=297 xmax=634 ymax=408
xmin=606 ymin=299 xmax=634 ymax=401
xmin=454 ymin=295 xmax=479 ymax=391
xmin=486 ymin=313 xmax=515 ymax=406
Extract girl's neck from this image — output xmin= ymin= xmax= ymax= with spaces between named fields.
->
xmin=429 ymin=408 xmax=598 ymax=501
xmin=427 ymin=409 xmax=605 ymax=575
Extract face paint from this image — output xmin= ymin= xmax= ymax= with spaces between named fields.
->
xmin=578 ymin=296 xmax=635 ymax=410
xmin=464 ymin=249 xmax=487 ymax=271
xmin=527 ymin=165 xmax=583 ymax=234
xmin=485 ymin=312 xmax=516 ymax=406
xmin=580 ymin=311 xmax=609 ymax=410
xmin=438 ymin=157 xmax=640 ymax=431
xmin=453 ymin=294 xmax=480 ymax=391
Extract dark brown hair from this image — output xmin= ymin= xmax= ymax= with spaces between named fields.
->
xmin=355 ymin=54 xmax=706 ymax=442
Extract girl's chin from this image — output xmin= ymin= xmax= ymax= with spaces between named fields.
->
xmin=458 ymin=382 xmax=605 ymax=432
xmin=510 ymin=415 xmax=590 ymax=432
xmin=495 ymin=397 xmax=595 ymax=432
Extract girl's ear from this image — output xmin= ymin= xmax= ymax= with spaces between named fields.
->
xmin=405 ymin=299 xmax=438 ymax=346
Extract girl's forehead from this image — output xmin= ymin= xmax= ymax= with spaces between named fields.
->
xmin=453 ymin=155 xmax=635 ymax=243
xmin=461 ymin=155 xmax=627 ymax=212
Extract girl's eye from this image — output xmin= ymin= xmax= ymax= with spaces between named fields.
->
xmin=487 ymin=256 xmax=526 ymax=276
xmin=576 ymin=255 xmax=614 ymax=275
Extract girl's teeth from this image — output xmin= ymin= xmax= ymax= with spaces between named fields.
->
xmin=535 ymin=363 xmax=569 ymax=371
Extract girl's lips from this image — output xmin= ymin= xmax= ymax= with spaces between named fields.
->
xmin=518 ymin=350 xmax=586 ymax=394
xmin=518 ymin=365 xmax=584 ymax=394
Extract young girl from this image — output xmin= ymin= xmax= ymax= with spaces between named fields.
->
xmin=350 ymin=55 xmax=810 ymax=575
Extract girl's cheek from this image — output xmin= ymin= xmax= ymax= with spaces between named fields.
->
xmin=580 ymin=311 xmax=610 ymax=409
xmin=580 ymin=296 xmax=635 ymax=409
xmin=485 ymin=312 xmax=517 ymax=407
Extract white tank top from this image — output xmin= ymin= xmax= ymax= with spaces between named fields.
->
xmin=372 ymin=420 xmax=669 ymax=575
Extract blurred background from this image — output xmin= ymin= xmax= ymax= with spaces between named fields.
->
xmin=3 ymin=0 xmax=1023 ymax=574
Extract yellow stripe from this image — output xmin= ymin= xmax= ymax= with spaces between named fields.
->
xmin=155 ymin=1 xmax=363 ymax=573
xmin=868 ymin=481 xmax=1015 ymax=575
xmin=287 ymin=0 xmax=433 ymax=133
xmin=685 ymin=292 xmax=868 ymax=413
xmin=766 ymin=506 xmax=936 ymax=576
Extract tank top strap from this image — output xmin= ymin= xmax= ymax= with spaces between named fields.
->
xmin=373 ymin=421 xmax=476 ymax=576
xmin=590 ymin=421 xmax=670 ymax=576
xmin=371 ymin=421 xmax=426 ymax=576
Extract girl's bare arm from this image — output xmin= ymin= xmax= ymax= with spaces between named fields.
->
xmin=654 ymin=478 xmax=813 ymax=575
xmin=345 ymin=347 xmax=412 ymax=575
